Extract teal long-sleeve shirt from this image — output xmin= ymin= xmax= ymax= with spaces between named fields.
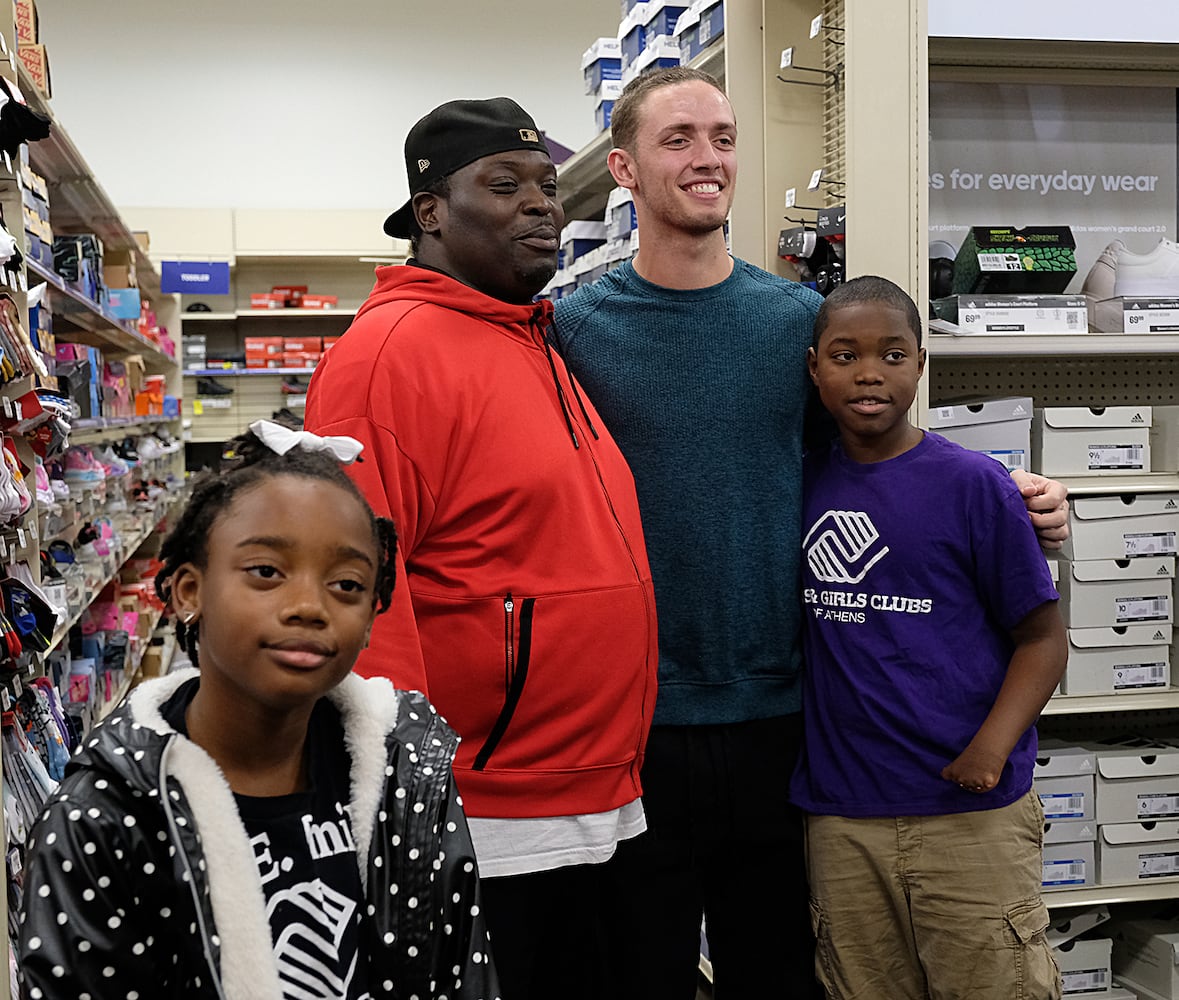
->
xmin=553 ymin=259 xmax=823 ymax=726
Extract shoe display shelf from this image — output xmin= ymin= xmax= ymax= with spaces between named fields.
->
xmin=177 ymin=255 xmax=381 ymax=444
xmin=0 ymin=14 xmax=183 ymax=987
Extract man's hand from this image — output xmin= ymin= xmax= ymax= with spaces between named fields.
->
xmin=1010 ymin=470 xmax=1070 ymax=551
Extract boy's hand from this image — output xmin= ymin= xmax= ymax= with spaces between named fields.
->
xmin=1010 ymin=470 xmax=1070 ymax=551
xmin=941 ymin=745 xmax=1008 ymax=793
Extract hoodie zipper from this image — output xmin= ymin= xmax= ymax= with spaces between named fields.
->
xmin=473 ymin=594 xmax=535 ymax=771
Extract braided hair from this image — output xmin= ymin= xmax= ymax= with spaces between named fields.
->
xmin=154 ymin=428 xmax=398 ymax=667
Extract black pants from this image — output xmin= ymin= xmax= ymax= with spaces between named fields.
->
xmin=602 ymin=715 xmax=823 ymax=1000
xmin=479 ymin=861 xmax=612 ymax=1000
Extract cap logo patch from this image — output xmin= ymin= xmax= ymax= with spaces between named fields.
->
xmin=519 ymin=128 xmax=539 ymax=143
xmin=418 ymin=158 xmax=430 ymax=173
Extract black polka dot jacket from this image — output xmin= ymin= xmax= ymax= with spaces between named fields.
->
xmin=16 ymin=668 xmax=503 ymax=999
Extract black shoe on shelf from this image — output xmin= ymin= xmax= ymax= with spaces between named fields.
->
xmin=270 ymin=408 xmax=303 ymax=430
xmin=196 ymin=376 xmax=234 ymax=396
xmin=281 ymin=375 xmax=307 ymax=395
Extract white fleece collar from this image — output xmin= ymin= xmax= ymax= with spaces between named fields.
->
xmin=127 ymin=669 xmax=401 ymax=996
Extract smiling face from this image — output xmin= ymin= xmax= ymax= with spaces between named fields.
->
xmin=171 ymin=474 xmax=380 ymax=716
xmin=608 ymin=79 xmax=737 ymax=238
xmin=808 ymin=301 xmax=927 ymax=463
xmin=414 ymin=148 xmax=565 ymax=304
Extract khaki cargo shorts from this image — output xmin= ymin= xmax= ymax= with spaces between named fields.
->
xmin=806 ymin=789 xmax=1061 ymax=1000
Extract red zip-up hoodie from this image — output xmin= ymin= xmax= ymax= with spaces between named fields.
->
xmin=305 ymin=265 xmax=658 ymax=820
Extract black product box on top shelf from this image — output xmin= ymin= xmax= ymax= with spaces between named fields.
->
xmin=952 ymin=226 xmax=1077 ymax=294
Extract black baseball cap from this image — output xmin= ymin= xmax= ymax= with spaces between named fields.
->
xmin=383 ymin=97 xmax=552 ymax=238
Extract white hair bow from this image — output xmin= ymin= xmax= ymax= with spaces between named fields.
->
xmin=248 ymin=420 xmax=364 ymax=464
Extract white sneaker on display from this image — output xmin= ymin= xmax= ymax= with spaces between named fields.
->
xmin=1113 ymin=237 xmax=1179 ymax=297
xmin=1081 ymin=239 xmax=1126 ymax=331
xmin=1081 ymin=239 xmax=1124 ymax=301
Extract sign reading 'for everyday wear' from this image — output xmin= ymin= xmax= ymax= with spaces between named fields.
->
xmin=161 ymin=260 xmax=230 ymax=295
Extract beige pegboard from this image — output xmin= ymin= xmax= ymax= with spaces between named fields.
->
xmin=929 ymin=356 xmax=1179 ymax=407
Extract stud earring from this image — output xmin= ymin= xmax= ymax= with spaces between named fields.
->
xmin=183 ymin=612 xmax=197 ymax=625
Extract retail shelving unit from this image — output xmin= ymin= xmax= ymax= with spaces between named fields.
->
xmin=0 ymin=14 xmax=186 ymax=994
xmin=180 ymin=253 xmax=380 ymax=444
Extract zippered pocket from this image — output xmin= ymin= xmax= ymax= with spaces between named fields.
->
xmin=473 ymin=594 xmax=536 ymax=771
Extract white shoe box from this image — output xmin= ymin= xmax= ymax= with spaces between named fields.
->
xmin=1054 ymin=936 xmax=1113 ymax=995
xmin=1151 ymin=407 xmax=1179 ymax=474
xmin=1048 ymin=905 xmax=1111 ymax=948
xmin=1043 ymin=839 xmax=1097 ymax=889
xmin=1063 ymin=495 xmax=1179 ymax=562
xmin=1043 ymin=819 xmax=1098 ymax=890
xmin=1099 ymin=822 xmax=1179 ymax=884
xmin=1038 ymin=774 xmax=1096 ymax=823
xmin=927 ymin=396 xmax=1033 ymax=472
xmin=1036 ymin=741 xmax=1098 ymax=779
xmin=1094 ymin=739 xmax=1179 ymax=824
xmin=1034 ymin=406 xmax=1152 ymax=477
xmin=1112 ymin=920 xmax=1179 ymax=999
xmin=1057 ymin=557 xmax=1174 ymax=630
xmin=1062 ymin=625 xmax=1172 ymax=695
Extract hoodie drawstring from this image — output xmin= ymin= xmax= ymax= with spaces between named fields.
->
xmin=542 ymin=336 xmax=580 ymax=450
xmin=533 ymin=308 xmax=599 ymax=451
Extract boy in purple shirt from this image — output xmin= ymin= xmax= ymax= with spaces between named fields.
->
xmin=790 ymin=275 xmax=1066 ymax=1000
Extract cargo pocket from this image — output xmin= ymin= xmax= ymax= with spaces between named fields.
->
xmin=1005 ymin=898 xmax=1062 ymax=1000
xmin=809 ymin=898 xmax=837 ymax=998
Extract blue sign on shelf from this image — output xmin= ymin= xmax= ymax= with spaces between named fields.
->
xmin=161 ymin=260 xmax=231 ymax=295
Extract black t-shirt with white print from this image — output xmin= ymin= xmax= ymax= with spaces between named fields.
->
xmin=162 ymin=681 xmax=372 ymax=999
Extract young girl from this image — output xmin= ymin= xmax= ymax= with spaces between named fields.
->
xmin=17 ymin=421 xmax=501 ymax=1000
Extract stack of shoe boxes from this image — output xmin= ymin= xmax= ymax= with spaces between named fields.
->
xmin=282 ymin=337 xmax=321 ymax=370
xmin=1035 ymin=742 xmax=1098 ymax=890
xmin=604 ymin=186 xmax=638 ymax=269
xmin=15 ymin=0 xmax=51 ymax=99
xmin=1035 ymin=738 xmax=1179 ymax=893
xmin=53 ymin=233 xmax=104 ymax=306
xmin=582 ymin=37 xmax=621 ymax=135
xmin=1093 ymin=738 xmax=1179 ymax=888
xmin=560 ymin=221 xmax=608 ymax=292
xmin=582 ymin=0 xmax=692 ymax=135
xmin=1049 ymin=907 xmax=1139 ymax=999
xmin=627 ymin=1 xmax=688 ymax=84
xmin=1057 ymin=494 xmax=1177 ymax=697
xmin=18 ymin=152 xmax=52 ymax=270
xmin=673 ymin=0 xmax=724 ymax=62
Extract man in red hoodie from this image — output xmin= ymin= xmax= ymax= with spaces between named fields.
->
xmin=305 ymin=98 xmax=658 ymax=1000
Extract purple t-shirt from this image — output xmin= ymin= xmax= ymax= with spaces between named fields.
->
xmin=789 ymin=432 xmax=1059 ymax=818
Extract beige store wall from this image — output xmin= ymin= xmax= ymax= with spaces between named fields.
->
xmin=36 ymin=0 xmax=621 ymax=214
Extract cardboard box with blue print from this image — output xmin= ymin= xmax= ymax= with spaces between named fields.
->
xmin=927 ymin=396 xmax=1032 ymax=472
xmin=1034 ymin=742 xmax=1096 ymax=824
xmin=1042 ymin=838 xmax=1095 ymax=889
xmin=106 ymin=287 xmax=140 ymax=321
xmin=582 ymin=37 xmax=621 ymax=95
xmin=595 ymin=79 xmax=623 ymax=133
xmin=619 ymin=2 xmax=650 ymax=71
